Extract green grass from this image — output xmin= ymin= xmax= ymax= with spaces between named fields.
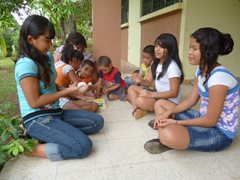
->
xmin=0 ymin=57 xmax=18 ymax=116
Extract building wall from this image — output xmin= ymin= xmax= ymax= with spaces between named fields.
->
xmin=182 ymin=0 xmax=240 ymax=79
xmin=92 ymin=0 xmax=121 ymax=69
xmin=140 ymin=10 xmax=182 ymax=64
xmin=121 ymin=27 xmax=128 ymax=61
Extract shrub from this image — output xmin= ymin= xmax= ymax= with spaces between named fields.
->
xmin=0 ymin=114 xmax=37 ymax=165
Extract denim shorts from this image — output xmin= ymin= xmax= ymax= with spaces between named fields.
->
xmin=175 ymin=109 xmax=233 ymax=152
xmin=107 ymin=87 xmax=127 ymax=101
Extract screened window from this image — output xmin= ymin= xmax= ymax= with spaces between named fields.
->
xmin=121 ymin=0 xmax=129 ymax=24
xmin=142 ymin=0 xmax=182 ymax=16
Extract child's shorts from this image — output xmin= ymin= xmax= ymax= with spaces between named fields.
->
xmin=59 ymin=97 xmax=70 ymax=108
xmin=175 ymin=109 xmax=233 ymax=152
xmin=107 ymin=87 xmax=127 ymax=101
xmin=124 ymin=77 xmax=136 ymax=87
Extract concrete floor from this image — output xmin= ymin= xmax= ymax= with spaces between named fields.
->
xmin=1 ymin=62 xmax=240 ymax=180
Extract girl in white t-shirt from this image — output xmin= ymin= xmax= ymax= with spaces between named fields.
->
xmin=128 ymin=33 xmax=184 ymax=119
xmin=144 ymin=27 xmax=239 ymax=154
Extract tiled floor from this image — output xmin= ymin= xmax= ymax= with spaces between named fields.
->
xmin=1 ymin=62 xmax=240 ymax=179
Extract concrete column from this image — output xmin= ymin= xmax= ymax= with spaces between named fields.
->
xmin=92 ymin=0 xmax=121 ymax=69
xmin=128 ymin=0 xmax=141 ymax=66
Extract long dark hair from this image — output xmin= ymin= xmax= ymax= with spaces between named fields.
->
xmin=17 ymin=15 xmax=55 ymax=88
xmin=191 ymin=27 xmax=234 ymax=84
xmin=61 ymin=43 xmax=84 ymax=64
xmin=151 ymin=33 xmax=184 ymax=83
xmin=66 ymin=31 xmax=87 ymax=48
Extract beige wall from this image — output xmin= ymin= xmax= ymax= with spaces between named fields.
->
xmin=140 ymin=10 xmax=182 ymax=64
xmin=182 ymin=0 xmax=240 ymax=79
xmin=92 ymin=0 xmax=121 ymax=69
xmin=128 ymin=0 xmax=141 ymax=67
xmin=121 ymin=27 xmax=128 ymax=61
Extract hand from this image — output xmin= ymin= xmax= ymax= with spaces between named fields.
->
xmin=67 ymin=86 xmax=86 ymax=98
xmin=103 ymin=88 xmax=109 ymax=94
xmin=155 ymin=110 xmax=172 ymax=121
xmin=156 ymin=118 xmax=177 ymax=128
xmin=70 ymin=82 xmax=78 ymax=87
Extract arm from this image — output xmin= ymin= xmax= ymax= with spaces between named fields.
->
xmin=20 ymin=77 xmax=80 ymax=109
xmin=68 ymin=70 xmax=80 ymax=84
xmin=104 ymin=83 xmax=121 ymax=93
xmin=134 ymin=70 xmax=153 ymax=87
xmin=103 ymin=71 xmax=122 ymax=92
xmin=158 ymin=82 xmax=228 ymax=128
xmin=139 ymin=77 xmax=180 ymax=99
xmin=156 ymin=78 xmax=200 ymax=119
xmin=175 ymin=85 xmax=228 ymax=127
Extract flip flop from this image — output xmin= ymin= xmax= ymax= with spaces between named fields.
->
xmin=134 ymin=108 xmax=148 ymax=119
xmin=144 ymin=138 xmax=171 ymax=154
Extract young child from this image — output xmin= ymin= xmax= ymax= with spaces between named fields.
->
xmin=124 ymin=45 xmax=155 ymax=87
xmin=76 ymin=60 xmax=99 ymax=98
xmin=144 ymin=27 xmax=239 ymax=154
xmin=55 ymin=44 xmax=98 ymax=112
xmin=76 ymin=60 xmax=95 ymax=84
xmin=97 ymin=56 xmax=127 ymax=101
xmin=128 ymin=33 xmax=184 ymax=119
xmin=14 ymin=15 xmax=103 ymax=161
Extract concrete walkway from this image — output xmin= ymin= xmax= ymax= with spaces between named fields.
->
xmin=1 ymin=83 xmax=240 ymax=180
xmin=1 ymin=61 xmax=240 ymax=179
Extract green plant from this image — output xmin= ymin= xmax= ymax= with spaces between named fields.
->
xmin=0 ymin=114 xmax=38 ymax=164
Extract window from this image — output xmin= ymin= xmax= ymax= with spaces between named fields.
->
xmin=121 ymin=0 xmax=129 ymax=24
xmin=142 ymin=0 xmax=182 ymax=16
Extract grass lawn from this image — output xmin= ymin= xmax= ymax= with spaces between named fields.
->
xmin=0 ymin=57 xmax=19 ymax=116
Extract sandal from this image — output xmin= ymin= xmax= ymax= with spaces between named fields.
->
xmin=148 ymin=119 xmax=155 ymax=129
xmin=132 ymin=107 xmax=139 ymax=116
xmin=134 ymin=108 xmax=148 ymax=119
xmin=144 ymin=138 xmax=171 ymax=154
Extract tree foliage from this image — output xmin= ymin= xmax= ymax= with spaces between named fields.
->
xmin=0 ymin=0 xmax=32 ymax=27
xmin=29 ymin=0 xmax=92 ymax=43
xmin=0 ymin=0 xmax=92 ymax=55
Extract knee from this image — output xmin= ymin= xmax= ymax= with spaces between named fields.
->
xmin=95 ymin=114 xmax=104 ymax=132
xmin=78 ymin=137 xmax=93 ymax=158
xmin=127 ymin=86 xmax=133 ymax=94
xmin=135 ymin=97 xmax=145 ymax=107
xmin=98 ymin=115 xmax=104 ymax=131
xmin=91 ymin=102 xmax=99 ymax=112
xmin=154 ymin=99 xmax=165 ymax=109
xmin=159 ymin=128 xmax=175 ymax=146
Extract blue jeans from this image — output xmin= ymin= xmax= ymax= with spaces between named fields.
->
xmin=175 ymin=109 xmax=233 ymax=152
xmin=24 ymin=110 xmax=104 ymax=161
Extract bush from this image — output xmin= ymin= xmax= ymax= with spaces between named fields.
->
xmin=0 ymin=114 xmax=38 ymax=165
